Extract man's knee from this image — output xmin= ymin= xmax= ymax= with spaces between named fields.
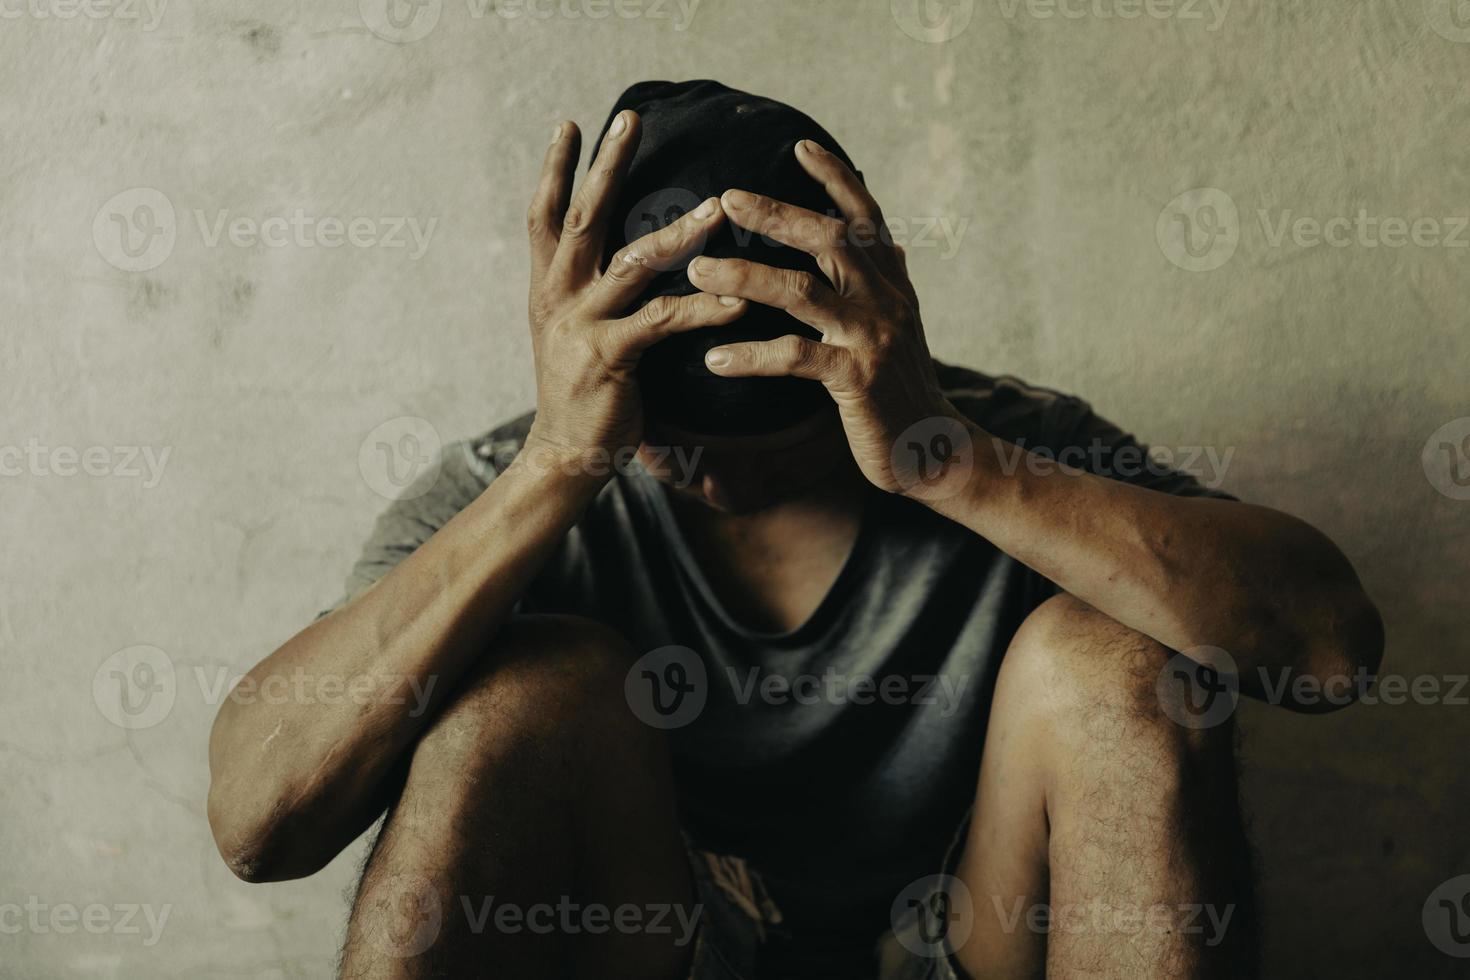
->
xmin=998 ymin=594 xmax=1235 ymax=774
xmin=410 ymin=614 xmax=647 ymax=783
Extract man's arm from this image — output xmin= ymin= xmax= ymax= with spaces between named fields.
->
xmin=206 ymin=109 xmax=746 ymax=881
xmin=207 ymin=457 xmax=603 ymax=882
xmin=687 ymin=143 xmax=1383 ymax=707
xmin=926 ymin=425 xmax=1384 ymax=706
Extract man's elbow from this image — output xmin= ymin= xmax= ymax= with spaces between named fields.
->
xmin=1294 ymin=590 xmax=1385 ymax=712
xmin=207 ymin=784 xmax=299 ymax=883
xmin=206 ymin=747 xmax=334 ymax=883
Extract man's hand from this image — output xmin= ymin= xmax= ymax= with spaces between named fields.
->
xmin=524 ymin=110 xmax=746 ymax=477
xmin=686 ymin=139 xmax=960 ymax=495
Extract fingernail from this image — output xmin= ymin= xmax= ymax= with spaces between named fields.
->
xmin=694 ymin=197 xmax=717 ymax=219
xmin=550 ymin=123 xmax=563 ymax=144
xmin=718 ymin=295 xmax=740 ymax=307
xmin=607 ymin=111 xmax=629 ymax=139
xmin=799 ymin=139 xmax=824 ymax=156
xmin=706 ymin=348 xmax=732 ymax=368
xmin=689 ymin=256 xmax=714 ymax=276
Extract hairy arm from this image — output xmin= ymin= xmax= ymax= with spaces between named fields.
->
xmin=927 ymin=424 xmax=1385 ymax=708
xmin=207 ymin=457 xmax=603 ymax=881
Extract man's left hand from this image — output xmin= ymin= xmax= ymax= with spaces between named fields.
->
xmin=686 ymin=139 xmax=966 ymax=496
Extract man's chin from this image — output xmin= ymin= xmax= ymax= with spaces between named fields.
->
xmin=664 ymin=474 xmax=788 ymax=515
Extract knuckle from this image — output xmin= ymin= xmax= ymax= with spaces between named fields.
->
xmin=788 ymin=271 xmax=821 ymax=304
xmin=655 ymin=219 xmax=692 ymax=253
xmin=637 ymin=296 xmax=677 ymax=330
xmin=607 ymin=248 xmax=645 ymax=281
xmin=562 ymin=206 xmax=591 ymax=238
xmin=582 ymin=327 xmax=615 ymax=366
xmin=778 ymin=335 xmax=808 ymax=367
xmin=825 ymin=218 xmax=850 ymax=250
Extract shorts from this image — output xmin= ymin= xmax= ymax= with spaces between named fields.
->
xmin=683 ymin=816 xmax=971 ymax=980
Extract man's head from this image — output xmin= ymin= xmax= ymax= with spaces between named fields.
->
xmin=591 ymin=79 xmax=861 ymax=440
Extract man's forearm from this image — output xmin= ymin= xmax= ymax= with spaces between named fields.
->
xmin=927 ymin=419 xmax=1384 ymax=705
xmin=207 ymin=451 xmax=605 ymax=881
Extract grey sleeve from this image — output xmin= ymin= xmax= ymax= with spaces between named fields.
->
xmin=1044 ymin=395 xmax=1238 ymax=501
xmin=320 ymin=441 xmax=496 ymax=616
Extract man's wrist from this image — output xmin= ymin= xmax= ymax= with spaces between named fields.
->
xmin=890 ymin=403 xmax=994 ymax=510
xmin=508 ymin=435 xmax=630 ymax=494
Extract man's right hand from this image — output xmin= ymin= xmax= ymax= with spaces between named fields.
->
xmin=522 ymin=109 xmax=746 ymax=477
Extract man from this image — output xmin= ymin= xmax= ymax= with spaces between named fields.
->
xmin=206 ymin=81 xmax=1383 ymax=979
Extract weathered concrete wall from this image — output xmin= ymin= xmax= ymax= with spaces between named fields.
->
xmin=2 ymin=0 xmax=1466 ymax=976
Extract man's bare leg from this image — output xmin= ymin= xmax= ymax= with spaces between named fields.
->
xmin=339 ymin=615 xmax=696 ymax=980
xmin=951 ymin=594 xmax=1256 ymax=979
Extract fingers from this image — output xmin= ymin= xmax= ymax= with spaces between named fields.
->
xmin=527 ymin=121 xmax=582 ymax=286
xmin=703 ymin=334 xmax=849 ymax=383
xmin=794 ymin=139 xmax=907 ymax=283
xmin=795 ymin=139 xmax=881 ymax=227
xmin=584 ymin=196 xmax=725 ymax=318
xmin=685 ymin=256 xmax=845 ymax=333
xmin=719 ymin=189 xmax=848 ymax=255
xmin=603 ymin=292 xmax=748 ymax=356
xmin=719 ymin=188 xmax=875 ymax=295
xmin=549 ymin=109 xmax=642 ymax=285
